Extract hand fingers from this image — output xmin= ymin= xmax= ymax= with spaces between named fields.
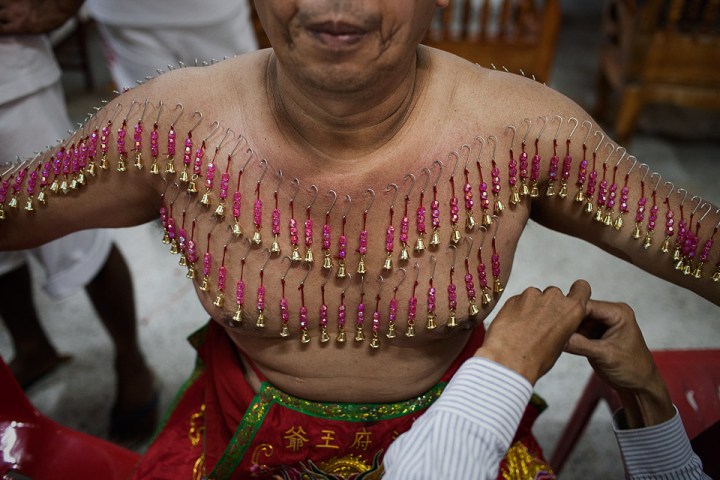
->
xmin=564 ymin=332 xmax=601 ymax=359
xmin=567 ymin=279 xmax=591 ymax=309
xmin=584 ymin=299 xmax=631 ymax=329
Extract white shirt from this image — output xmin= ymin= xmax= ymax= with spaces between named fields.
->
xmin=383 ymin=357 xmax=709 ymax=479
xmin=0 ymin=36 xmax=61 ymax=105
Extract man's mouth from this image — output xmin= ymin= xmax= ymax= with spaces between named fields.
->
xmin=306 ymin=21 xmax=368 ymax=48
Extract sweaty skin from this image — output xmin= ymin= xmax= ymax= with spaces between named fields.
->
xmin=1 ymin=1 xmax=718 ymax=404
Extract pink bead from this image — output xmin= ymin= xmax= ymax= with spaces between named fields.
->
xmin=183 ymin=137 xmax=192 ymax=166
xmin=217 ymin=265 xmax=226 ymax=292
xmin=531 ymin=154 xmax=541 ymax=182
xmin=386 ymin=225 xmax=395 ymax=252
xmin=220 ymin=172 xmax=230 ymax=200
xmin=167 ymin=127 xmax=176 ymax=157
xmin=431 ymin=199 xmax=441 ymax=228
xmin=203 ymin=252 xmax=211 ymax=276
xmin=151 ymin=128 xmax=159 ymax=158
xmin=372 ymin=310 xmax=380 ymax=332
xmin=233 ymin=191 xmax=242 ymax=218
xmin=357 ymin=230 xmax=368 ymax=254
xmin=253 ymin=199 xmax=262 ymax=227
xmin=338 ymin=234 xmax=347 ymax=258
xmin=576 ymin=160 xmax=587 ymax=186
xmin=356 ymin=302 xmax=365 ymax=326
xmin=477 ymin=262 xmax=488 ymax=288
xmin=236 ymin=279 xmax=245 ymax=305
xmin=272 ymin=208 xmax=280 ymax=235
xmin=491 ymin=253 xmax=501 ymax=277
xmin=389 ymin=297 xmax=398 ymax=322
xmin=548 ymin=155 xmax=559 ymax=180
xmin=319 ymin=304 xmax=328 ymax=327
xmin=338 ymin=304 xmax=346 ymax=327
xmin=299 ymin=305 xmax=308 ymax=329
xmin=257 ymin=285 xmax=265 ymax=310
xmin=305 ymin=219 xmax=313 ymax=246
xmin=491 ymin=167 xmax=502 ymax=194
xmin=193 ymin=146 xmax=204 ymax=175
xmin=408 ymin=296 xmax=417 ymax=322
xmin=187 ymin=240 xmax=197 ymax=263
xmin=322 ymin=224 xmax=331 ymax=250
xmin=519 ymin=151 xmax=529 ymax=180
xmin=417 ymin=206 xmax=426 ymax=233
xmin=427 ymin=286 xmax=436 ymax=313
xmin=400 ymin=216 xmax=409 ymax=243
xmin=447 ymin=283 xmax=457 ymax=310
xmin=167 ymin=218 xmax=176 ymax=240
xmin=289 ymin=218 xmax=299 ymax=245
xmin=280 ymin=297 xmax=289 ymax=322
xmin=464 ymin=183 xmax=474 ymax=210
xmin=205 ymin=162 xmax=215 ymax=189
xmin=450 ymin=197 xmax=459 ymax=223
xmin=562 ymin=155 xmax=572 ymax=181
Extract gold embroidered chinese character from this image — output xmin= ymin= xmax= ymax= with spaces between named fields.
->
xmin=316 ymin=429 xmax=341 ymax=449
xmin=284 ymin=426 xmax=310 ymax=452
xmin=350 ymin=427 xmax=373 ymax=451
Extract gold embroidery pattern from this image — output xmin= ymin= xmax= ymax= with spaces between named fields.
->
xmin=210 ymin=382 xmax=444 ymax=479
xmin=501 ymin=442 xmax=555 ymax=480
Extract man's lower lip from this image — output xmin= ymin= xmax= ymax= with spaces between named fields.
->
xmin=310 ymin=31 xmax=366 ymax=48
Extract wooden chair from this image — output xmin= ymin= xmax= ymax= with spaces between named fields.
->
xmin=595 ymin=0 xmax=720 ymax=144
xmin=422 ymin=0 xmax=562 ymax=83
xmin=550 ymin=349 xmax=720 ymax=476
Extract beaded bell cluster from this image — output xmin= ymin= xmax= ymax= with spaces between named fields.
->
xmin=3 ymin=104 xmax=719 ymax=350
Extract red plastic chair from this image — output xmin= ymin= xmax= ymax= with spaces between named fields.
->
xmin=550 ymin=349 xmax=720 ymax=474
xmin=0 ymin=357 xmax=140 ymax=480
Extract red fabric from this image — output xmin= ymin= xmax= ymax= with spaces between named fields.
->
xmin=133 ymin=321 xmax=550 ymax=479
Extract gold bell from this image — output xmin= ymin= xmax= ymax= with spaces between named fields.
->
xmin=510 ymin=187 xmax=521 ymax=205
xmin=356 ymin=256 xmax=367 ymax=274
xmin=178 ymin=254 xmax=187 ymax=266
xmin=693 ymin=262 xmax=704 ymax=279
xmin=304 ymin=249 xmax=314 ymax=264
xmin=179 ymin=167 xmax=189 ymax=182
xmin=77 ymin=172 xmax=86 ymax=186
xmin=672 ymin=245 xmax=681 ymax=261
xmin=291 ymin=246 xmax=302 ymax=262
xmin=150 ymin=159 xmax=160 ymax=175
xmin=493 ymin=278 xmax=504 ymax=294
xmin=521 ymin=182 xmax=530 ymax=197
xmin=405 ymin=324 xmax=416 ymax=337
xmin=256 ymin=310 xmax=265 ymax=328
xmin=336 ymin=329 xmax=346 ymax=343
xmin=415 ymin=236 xmax=426 ymax=252
xmin=232 ymin=306 xmax=243 ymax=324
xmin=70 ymin=178 xmax=79 ymax=190
xmin=170 ymin=240 xmax=179 ymax=254
xmin=186 ymin=266 xmax=196 ymax=279
xmin=546 ymin=182 xmax=556 ymax=197
xmin=613 ymin=214 xmax=624 ymax=230
xmin=199 ymin=275 xmax=210 ymax=291
xmin=354 ymin=328 xmax=365 ymax=342
xmin=674 ymin=258 xmax=684 ymax=271
xmin=493 ymin=198 xmax=505 ymax=213
xmin=468 ymin=300 xmax=480 ymax=317
xmin=383 ymin=253 xmax=393 ymax=271
xmin=116 ymin=158 xmax=127 ymax=172
xmin=37 ymin=190 xmax=47 ymax=204
xmin=370 ymin=333 xmax=380 ymax=349
xmin=661 ymin=236 xmax=671 ymax=253
xmin=336 ymin=260 xmax=347 ymax=278
xmin=602 ymin=212 xmax=613 ymax=226
xmin=160 ymin=233 xmax=168 ymax=247
xmin=24 ymin=198 xmax=35 ymax=212
xmin=200 ymin=191 xmax=211 ymax=207
xmin=584 ymin=200 xmax=594 ymax=214
xmin=642 ymin=231 xmax=654 ymax=250
xmin=134 ymin=153 xmax=144 ymax=170
xmin=632 ymin=224 xmax=642 ymax=240
xmin=0 ymin=206 xmax=4 ymax=220
xmin=280 ymin=324 xmax=290 ymax=337
xmin=232 ymin=221 xmax=242 ymax=238
xmin=323 ymin=251 xmax=333 ymax=270
xmin=426 ymin=313 xmax=437 ymax=330
xmin=301 ymin=330 xmax=311 ymax=344
xmin=574 ymin=189 xmax=585 ymax=203
xmin=213 ymin=293 xmax=224 ymax=308
xmin=430 ymin=228 xmax=441 ymax=247
xmin=482 ymin=213 xmax=493 ymax=227
xmin=187 ymin=179 xmax=198 ymax=194
xmin=711 ymin=266 xmax=720 ymax=282
xmin=593 ymin=208 xmax=603 ymax=222
xmin=558 ymin=182 xmax=569 ymax=199
xmin=86 ymin=161 xmax=97 ymax=176
xmin=60 ymin=180 xmax=69 ymax=194
xmin=481 ymin=289 xmax=493 ymax=305
xmin=447 ymin=310 xmax=458 ymax=328
xmin=465 ymin=213 xmax=476 ymax=230
xmin=165 ymin=158 xmax=176 ymax=174
xmin=214 ymin=202 xmax=225 ymax=218
xmin=99 ymin=155 xmax=109 ymax=170
xmin=252 ymin=230 xmax=262 ymax=245
xmin=451 ymin=225 xmax=462 ymax=244
xmin=320 ymin=326 xmax=330 ymax=343
xmin=400 ymin=245 xmax=410 ymax=261
xmin=386 ymin=324 xmax=397 ymax=338
xmin=530 ymin=183 xmax=540 ymax=198
xmin=270 ymin=235 xmax=281 ymax=254
xmin=682 ymin=263 xmax=692 ymax=276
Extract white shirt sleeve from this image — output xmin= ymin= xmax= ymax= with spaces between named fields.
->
xmin=613 ymin=408 xmax=710 ymax=480
xmin=383 ymin=356 xmax=533 ymax=480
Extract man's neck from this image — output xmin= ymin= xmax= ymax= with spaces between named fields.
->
xmin=265 ymin=50 xmax=426 ymax=167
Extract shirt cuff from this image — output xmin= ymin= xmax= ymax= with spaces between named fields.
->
xmin=613 ymin=407 xmax=698 ymax=476
xmin=430 ymin=357 xmax=533 ymax=449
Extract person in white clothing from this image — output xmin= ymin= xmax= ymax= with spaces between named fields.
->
xmin=384 ymin=281 xmax=710 ymax=479
xmin=84 ymin=0 xmax=259 ymax=90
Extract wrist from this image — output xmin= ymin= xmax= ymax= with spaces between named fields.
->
xmin=474 ymin=346 xmax=538 ymax=385
xmin=618 ymin=371 xmax=674 ymax=429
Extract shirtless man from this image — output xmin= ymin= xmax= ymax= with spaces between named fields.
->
xmin=1 ymin=0 xmax=718 ymax=478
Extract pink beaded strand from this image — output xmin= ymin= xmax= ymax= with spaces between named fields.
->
xmin=200 ymin=233 xmax=213 ymax=291
xmin=613 ymin=154 xmax=636 ymax=231
xmin=491 ymin=217 xmax=504 ymax=294
xmin=288 ymin=179 xmax=302 ymax=262
xmin=426 ymin=256 xmax=437 ymax=330
xmin=230 ymin=145 xmax=254 ymax=237
xmin=461 ymin=144 xmax=477 ymax=230
xmin=256 ymin=249 xmax=272 ymax=328
xmin=430 ymin=160 xmax=443 ymax=247
xmin=558 ymin=117 xmax=579 ymax=199
xmin=545 ymin=116 xmax=563 ymax=197
xmin=400 ymin=174 xmax=415 ymax=259
xmin=405 ymin=263 xmax=420 ymax=337
xmin=594 ymin=143 xmax=614 ymax=223
xmin=463 ymin=237 xmax=480 ymax=318
xmin=518 ymin=119 xmax=533 ymax=198
xmin=386 ymin=268 xmax=406 ymax=338
xmin=230 ymin=240 xmax=253 ymax=326
xmin=574 ymin=121 xmax=592 ymax=203
xmin=660 ymin=182 xmax=677 ymax=254
xmin=415 ymin=168 xmax=429 ymax=251
xmin=356 ymin=189 xmax=374 ymax=275
xmin=336 ymin=194 xmax=351 ymax=278
xmin=643 ymin=173 xmax=661 ymax=249
xmin=165 ymin=103 xmax=183 ymax=174
xmin=252 ymin=159 xmax=269 ymax=245
xmin=370 ymin=276 xmax=384 ymax=348
xmin=270 ymin=170 xmax=284 ymax=255
xmin=297 ymin=263 xmax=312 ymax=344
xmin=337 ymin=287 xmax=348 ymax=343
xmin=319 ymin=283 xmax=330 ymax=343
xmin=383 ymin=183 xmax=399 ymax=271
xmin=304 ymin=185 xmax=319 ymax=263
xmin=447 ymin=246 xmax=459 ymax=327
xmin=279 ymin=257 xmax=292 ymax=337
xmin=448 ymin=152 xmax=461 ymax=244
xmin=476 ymin=226 xmax=493 ymax=306
xmin=504 ymin=126 xmax=521 ymax=206
xmin=213 ymin=245 xmax=228 ymax=308
xmin=488 ymin=136 xmax=505 ymax=215
xmin=323 ymin=190 xmax=338 ymax=271
xmin=132 ymin=100 xmax=149 ymax=170
xmin=473 ymin=137 xmax=493 ymax=228
xmin=186 ymin=220 xmax=199 ymax=279
xmin=583 ymin=131 xmax=604 ymax=214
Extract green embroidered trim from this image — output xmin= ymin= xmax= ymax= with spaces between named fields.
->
xmin=210 ymin=382 xmax=446 ymax=480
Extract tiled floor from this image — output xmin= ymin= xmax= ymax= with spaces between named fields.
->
xmin=1 ymin=6 xmax=719 ymax=479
